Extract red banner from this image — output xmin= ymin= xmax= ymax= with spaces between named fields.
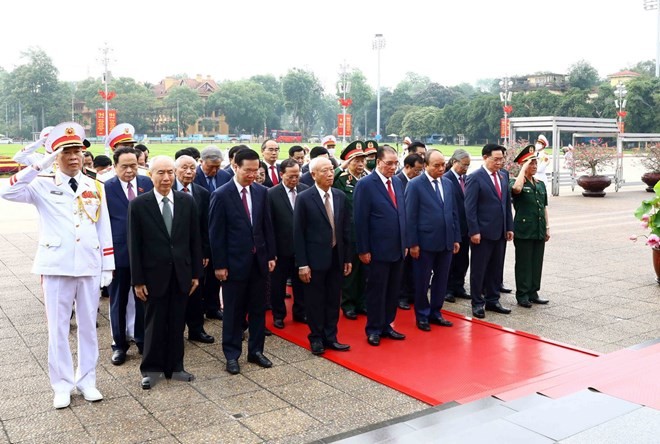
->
xmin=96 ymin=109 xmax=117 ymax=137
xmin=500 ymin=118 xmax=510 ymax=138
xmin=337 ymin=113 xmax=352 ymax=137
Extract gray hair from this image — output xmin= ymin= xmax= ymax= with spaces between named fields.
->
xmin=149 ymin=155 xmax=175 ymax=173
xmin=451 ymin=149 xmax=470 ymax=162
xmin=174 ymin=155 xmax=196 ymax=168
xmin=200 ymin=145 xmax=224 ymax=162
xmin=309 ymin=156 xmax=331 ymax=173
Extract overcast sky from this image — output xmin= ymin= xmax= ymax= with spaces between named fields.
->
xmin=3 ymin=0 xmax=658 ymax=92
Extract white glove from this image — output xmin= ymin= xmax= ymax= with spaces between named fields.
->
xmin=22 ymin=137 xmax=47 ymax=155
xmin=100 ymin=271 xmax=114 ymax=288
xmin=36 ymin=149 xmax=59 ymax=171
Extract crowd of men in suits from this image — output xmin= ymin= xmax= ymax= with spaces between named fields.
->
xmin=2 ymin=122 xmax=552 ymax=409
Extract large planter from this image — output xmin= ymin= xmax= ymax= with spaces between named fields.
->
xmin=654 ymin=248 xmax=660 ymax=284
xmin=641 ymin=172 xmax=660 ymax=192
xmin=576 ymin=175 xmax=612 ymax=197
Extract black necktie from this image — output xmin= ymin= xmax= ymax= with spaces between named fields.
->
xmin=69 ymin=178 xmax=78 ymax=193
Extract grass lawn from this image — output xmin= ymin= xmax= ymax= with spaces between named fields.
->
xmin=0 ymin=142 xmax=486 ymax=160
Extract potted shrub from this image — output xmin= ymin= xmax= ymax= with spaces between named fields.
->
xmin=572 ymin=143 xmax=616 ymax=197
xmin=632 ymin=180 xmax=660 ymax=283
xmin=638 ymin=144 xmax=660 ymax=192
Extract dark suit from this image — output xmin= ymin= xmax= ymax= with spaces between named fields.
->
xmin=262 ymin=161 xmax=280 ymax=188
xmin=444 ymin=169 xmax=470 ymax=296
xmin=354 ymin=171 xmax=407 ymax=337
xmin=299 ymin=171 xmax=314 ymax=187
xmin=405 ymin=174 xmax=461 ymax=322
xmin=294 ymin=186 xmax=352 ymax=344
xmin=129 ymin=190 xmax=202 ymax=377
xmin=396 ymin=171 xmax=414 ymax=305
xmin=105 ymin=175 xmax=153 ymax=354
xmin=268 ymin=182 xmax=309 ymax=323
xmin=209 ymin=180 xmax=276 ymax=361
xmin=223 ymin=164 xmax=234 ymax=177
xmin=193 ymin=165 xmax=231 ymax=316
xmin=464 ymin=167 xmax=514 ymax=308
xmin=176 ymin=180 xmax=210 ymax=336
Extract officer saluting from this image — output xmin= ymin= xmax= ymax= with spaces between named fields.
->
xmin=0 ymin=122 xmax=115 ymax=409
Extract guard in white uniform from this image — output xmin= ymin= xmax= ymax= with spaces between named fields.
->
xmin=0 ymin=122 xmax=115 ymax=409
xmin=534 ymin=135 xmax=551 ymax=185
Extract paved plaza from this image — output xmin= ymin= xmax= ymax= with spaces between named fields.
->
xmin=0 ymin=166 xmax=658 ymax=443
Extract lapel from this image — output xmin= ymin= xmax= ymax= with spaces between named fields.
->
xmin=332 ymin=189 xmax=341 ymax=227
xmin=422 ymin=176 xmax=442 ymax=207
xmin=278 ymin=184 xmax=293 ymax=213
xmin=171 ymin=191 xmax=185 ymax=236
xmin=311 ymin=188 xmax=332 ymax=227
xmin=373 ymin=173 xmax=396 ymax=209
xmin=481 ymin=168 xmax=501 ymax=200
xmin=145 ymin=191 xmax=170 ymax=239
xmin=110 ymin=178 xmax=128 ymax=206
xmin=229 ymin=181 xmax=252 ymax=227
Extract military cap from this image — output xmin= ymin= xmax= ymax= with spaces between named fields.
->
xmin=514 ymin=145 xmax=538 ymax=165
xmin=340 ymin=141 xmax=367 ymax=161
xmin=363 ymin=140 xmax=378 ymax=155
xmin=105 ymin=123 xmax=137 ymax=151
xmin=45 ymin=122 xmax=86 ymax=153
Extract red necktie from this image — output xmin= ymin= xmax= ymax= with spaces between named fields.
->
xmin=459 ymin=175 xmax=465 ymax=192
xmin=492 ymin=172 xmax=502 ymax=200
xmin=127 ymin=182 xmax=136 ymax=201
xmin=183 ymin=186 xmax=189 ymax=193
xmin=270 ymin=166 xmax=279 ymax=185
xmin=386 ymin=179 xmax=397 ymax=208
xmin=241 ymin=188 xmax=251 ymax=223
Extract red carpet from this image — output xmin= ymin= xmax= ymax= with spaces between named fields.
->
xmin=268 ymin=299 xmax=599 ymax=406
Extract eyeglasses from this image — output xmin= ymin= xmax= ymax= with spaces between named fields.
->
xmin=264 ymin=148 xmax=280 ymax=152
xmin=489 ymin=157 xmax=505 ymax=163
xmin=381 ymin=161 xmax=399 ymax=167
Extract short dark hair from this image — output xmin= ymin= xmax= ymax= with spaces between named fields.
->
xmin=288 ymin=145 xmax=304 ymax=157
xmin=93 ymin=155 xmax=112 ymax=169
xmin=279 ymin=158 xmax=300 ymax=174
xmin=309 ymin=146 xmax=328 ymax=159
xmin=235 ymin=148 xmax=260 ymax=166
xmin=186 ymin=147 xmax=201 ymax=160
xmin=376 ymin=145 xmax=397 ymax=161
xmin=174 ymin=148 xmax=188 ymax=159
xmin=113 ymin=147 xmax=138 ymax=165
xmin=408 ymin=141 xmax=426 ymax=154
xmin=482 ymin=143 xmax=506 ymax=157
xmin=228 ymin=144 xmax=248 ymax=160
xmin=134 ymin=143 xmax=148 ymax=153
xmin=83 ymin=151 xmax=94 ymax=160
xmin=403 ymin=153 xmax=424 ymax=168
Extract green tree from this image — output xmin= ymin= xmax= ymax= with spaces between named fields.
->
xmin=589 ymin=83 xmax=615 ymax=118
xmin=281 ymin=68 xmax=324 ymax=136
xmin=626 ymin=60 xmax=657 ymax=77
xmin=554 ymin=88 xmax=592 ymax=116
xmin=344 ymin=69 xmax=374 ymax=138
xmin=412 ymin=82 xmax=457 ymax=109
xmin=464 ymin=94 xmax=501 ymax=143
xmin=385 ymin=105 xmax=415 ymax=137
xmin=208 ymin=80 xmax=280 ymax=134
xmin=401 ymin=106 xmax=440 ymax=138
xmin=567 ymin=59 xmax=600 ymax=90
xmin=625 ymin=76 xmax=660 ymax=133
xmin=163 ymin=86 xmax=203 ymax=136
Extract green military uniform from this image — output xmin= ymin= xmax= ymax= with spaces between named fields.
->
xmin=510 ymin=174 xmax=548 ymax=304
xmin=333 ymin=141 xmax=368 ymax=316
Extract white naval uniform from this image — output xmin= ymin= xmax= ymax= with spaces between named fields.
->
xmin=0 ymin=167 xmax=114 ymax=394
xmin=534 ymin=151 xmax=550 ymax=185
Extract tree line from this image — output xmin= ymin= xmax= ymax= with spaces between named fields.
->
xmin=1 ymin=49 xmax=658 ymax=142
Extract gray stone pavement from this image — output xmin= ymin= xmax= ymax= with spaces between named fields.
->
xmin=0 ymin=176 xmax=658 ymax=443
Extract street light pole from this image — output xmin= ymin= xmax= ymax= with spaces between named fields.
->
xmin=176 ymin=100 xmax=180 ymax=138
xmin=499 ymin=77 xmax=513 ymax=147
xmin=615 ymin=81 xmax=627 ymax=133
xmin=100 ymin=43 xmax=112 ymax=156
xmin=644 ymin=0 xmax=660 ymax=77
xmin=372 ymin=34 xmax=385 ymax=140
xmin=337 ymin=62 xmax=351 ymax=147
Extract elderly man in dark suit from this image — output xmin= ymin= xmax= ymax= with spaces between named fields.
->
xmin=174 ymin=154 xmax=215 ymax=344
xmin=209 ymin=149 xmax=277 ymax=375
xmin=129 ymin=156 xmax=202 ymax=389
xmin=395 ymin=153 xmax=425 ymax=310
xmin=268 ymin=159 xmax=309 ymax=329
xmin=193 ymin=145 xmax=231 ymax=321
xmin=444 ymin=149 xmax=471 ymax=302
xmin=105 ymin=147 xmax=154 ymax=366
xmin=354 ymin=145 xmax=408 ymax=346
xmin=295 ymin=157 xmax=353 ymax=355
xmin=261 ymin=139 xmax=281 ymax=188
xmin=300 ymin=146 xmax=329 ymax=186
xmin=405 ymin=149 xmax=461 ymax=331
xmin=464 ymin=144 xmax=514 ymax=319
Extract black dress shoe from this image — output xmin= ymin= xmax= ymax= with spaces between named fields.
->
xmin=206 ymin=310 xmax=224 ymax=320
xmin=226 ymin=359 xmax=240 ymax=375
xmin=384 ymin=329 xmax=406 ymax=340
xmin=416 ymin=321 xmax=431 ymax=332
xmin=111 ymin=350 xmax=126 ymax=366
xmin=530 ymin=298 xmax=549 ymax=304
xmin=247 ymin=352 xmax=273 ymax=368
xmin=429 ymin=317 xmax=453 ymax=327
xmin=343 ymin=310 xmax=358 ymax=320
xmin=485 ymin=302 xmax=512 ymax=314
xmin=472 ymin=307 xmax=485 ymax=319
xmin=171 ymin=370 xmax=195 ymax=382
xmin=141 ymin=376 xmax=151 ymax=390
xmin=517 ymin=300 xmax=533 ymax=308
xmin=398 ymin=301 xmax=411 ymax=310
xmin=292 ymin=315 xmax=307 ymax=324
xmin=273 ymin=319 xmax=285 ymax=329
xmin=444 ymin=294 xmax=456 ymax=303
xmin=188 ymin=331 xmax=215 ymax=344
xmin=500 ymin=286 xmax=513 ymax=294
xmin=265 ymin=328 xmax=272 ymax=336
xmin=325 ymin=341 xmax=350 ymax=351
xmin=310 ymin=341 xmax=325 ymax=355
xmin=456 ymin=292 xmax=472 ymax=300
xmin=367 ymin=334 xmax=380 ymax=346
